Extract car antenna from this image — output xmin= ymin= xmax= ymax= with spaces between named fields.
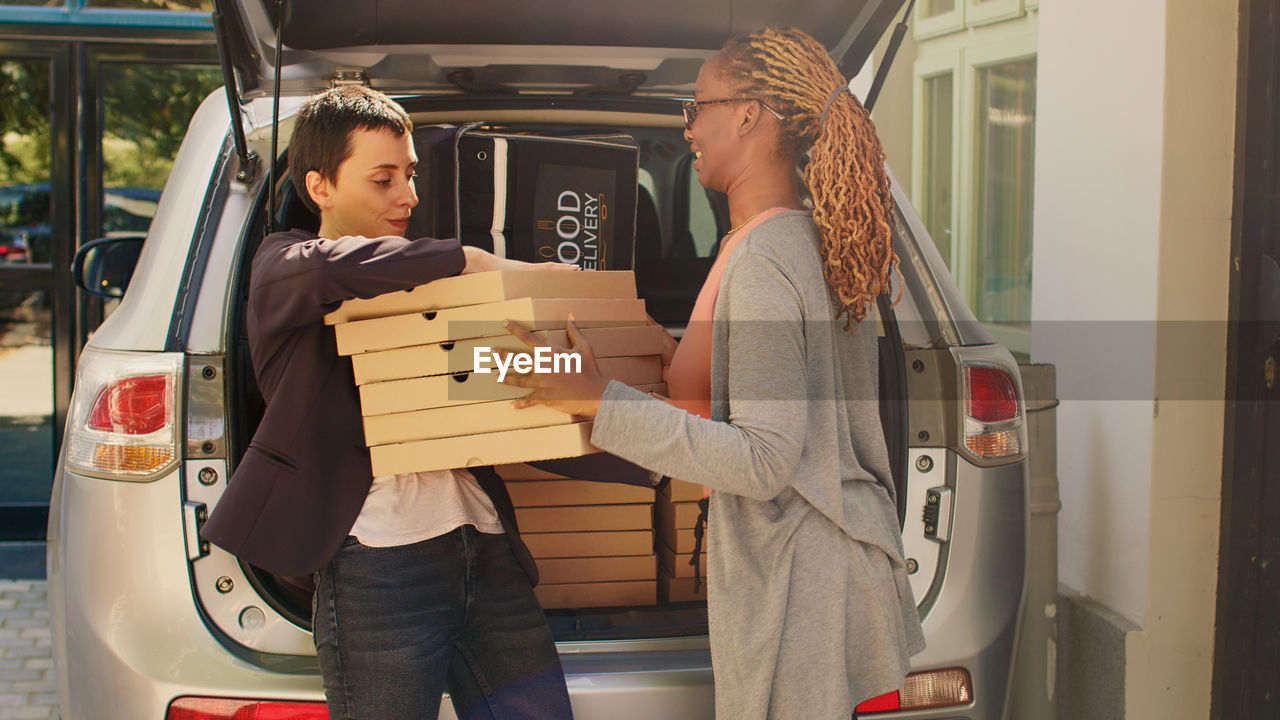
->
xmin=267 ymin=0 xmax=285 ymax=233
xmin=863 ymin=0 xmax=915 ymax=112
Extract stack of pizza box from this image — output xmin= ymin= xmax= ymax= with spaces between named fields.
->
xmin=498 ymin=462 xmax=658 ymax=609
xmin=326 ymin=270 xmax=668 ymax=476
xmin=655 ymin=479 xmax=709 ymax=603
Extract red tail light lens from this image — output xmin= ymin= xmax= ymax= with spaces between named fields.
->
xmin=962 ymin=363 xmax=1025 ymax=460
xmin=855 ymin=690 xmax=900 ymax=712
xmin=87 ymin=374 xmax=171 ymax=434
xmin=965 ymin=365 xmax=1020 ymax=423
xmin=166 ymin=697 xmax=329 ymax=720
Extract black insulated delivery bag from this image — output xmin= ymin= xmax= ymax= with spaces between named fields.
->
xmin=408 ymin=124 xmax=638 ymax=271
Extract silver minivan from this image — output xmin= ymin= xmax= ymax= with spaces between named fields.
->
xmin=48 ymin=1 xmax=1029 ymax=717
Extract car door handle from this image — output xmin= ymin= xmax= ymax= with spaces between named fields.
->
xmin=923 ymin=487 xmax=953 ymax=543
xmin=183 ymin=501 xmax=210 ymax=561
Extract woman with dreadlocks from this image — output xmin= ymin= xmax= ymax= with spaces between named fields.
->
xmin=504 ymin=26 xmax=925 ymax=719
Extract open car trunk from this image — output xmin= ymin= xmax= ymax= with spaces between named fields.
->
xmin=215 ymin=0 xmax=909 ymax=641
xmin=226 ymin=99 xmax=910 ymax=639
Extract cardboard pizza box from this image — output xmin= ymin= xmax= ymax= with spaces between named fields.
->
xmin=589 ymin=355 xmax=662 ymax=386
xmin=334 ymin=297 xmax=647 ymax=355
xmin=350 ymin=324 xmax=669 ymax=385
xmin=540 ymin=324 xmax=669 ymax=360
xmin=534 ymin=555 xmax=656 ymax=585
xmin=506 ymin=478 xmax=656 ymax=507
xmin=352 ymin=334 xmax=535 ymax=385
xmin=655 ymin=496 xmax=703 ymax=536
xmin=368 ymin=422 xmax=597 ymax=476
xmin=362 ymin=399 xmax=572 ymax=446
xmin=325 ymin=270 xmax=637 ymax=325
xmin=358 ymin=354 xmax=662 ymax=416
xmin=658 ymin=572 xmax=707 ymax=604
xmin=664 ymin=527 xmax=703 ymax=555
xmin=514 ymin=503 xmax=652 ymax=533
xmin=522 ymin=530 xmax=654 ymax=558
xmin=534 ymin=580 xmax=656 ymax=609
xmin=359 ymin=368 xmax=528 ymax=415
xmin=657 ymin=540 xmax=708 ymax=580
xmin=659 ymin=478 xmax=705 ymax=503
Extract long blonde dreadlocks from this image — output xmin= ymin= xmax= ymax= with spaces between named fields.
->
xmin=717 ymin=27 xmax=898 ymax=330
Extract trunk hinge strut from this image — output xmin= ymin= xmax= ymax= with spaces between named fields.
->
xmin=864 ymin=0 xmax=916 ymax=112
xmin=211 ymin=0 xmax=259 ymax=184
xmin=266 ymin=0 xmax=286 ymax=233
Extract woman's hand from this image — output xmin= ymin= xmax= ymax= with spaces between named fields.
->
xmin=461 ymin=246 xmax=581 ymax=274
xmin=500 ymin=315 xmax=609 ymax=417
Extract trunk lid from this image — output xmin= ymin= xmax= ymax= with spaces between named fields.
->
xmin=216 ymin=0 xmax=904 ymax=97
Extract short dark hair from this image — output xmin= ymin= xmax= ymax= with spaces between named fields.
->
xmin=288 ymin=85 xmax=413 ymax=213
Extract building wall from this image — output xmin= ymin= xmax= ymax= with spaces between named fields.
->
xmin=1032 ymin=0 xmax=1165 ymax=625
xmin=1036 ymin=0 xmax=1233 ymax=715
xmin=1126 ymin=0 xmax=1235 ymax=715
xmin=876 ymin=1 xmax=1236 ymax=716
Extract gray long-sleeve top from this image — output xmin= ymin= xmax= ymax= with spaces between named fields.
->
xmin=592 ymin=211 xmax=926 ymax=719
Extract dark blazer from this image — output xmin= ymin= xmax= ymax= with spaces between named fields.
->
xmin=199 ymin=229 xmax=543 ymax=579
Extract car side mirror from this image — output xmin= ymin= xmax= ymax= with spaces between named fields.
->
xmin=73 ymin=235 xmax=145 ymax=299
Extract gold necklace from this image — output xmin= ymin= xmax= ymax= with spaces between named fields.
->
xmin=726 ymin=210 xmax=765 ymax=237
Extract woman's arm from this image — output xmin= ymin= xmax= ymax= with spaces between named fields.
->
xmin=590 ymin=248 xmax=810 ymax=501
xmin=460 ymin=245 xmax=579 ymax=275
xmin=250 ymin=233 xmax=464 ymax=335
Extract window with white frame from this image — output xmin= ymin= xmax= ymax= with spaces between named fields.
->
xmin=911 ymin=1 xmax=1038 ymax=355
xmin=917 ymin=61 xmax=957 ymax=271
xmin=973 ymin=58 xmax=1035 ymax=331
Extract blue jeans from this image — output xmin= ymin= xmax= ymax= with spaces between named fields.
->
xmin=313 ymin=526 xmax=573 ymax=719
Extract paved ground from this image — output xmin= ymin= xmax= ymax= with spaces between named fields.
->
xmin=0 ymin=581 xmax=56 ymax=720
xmin=0 ymin=346 xmax=52 ymax=419
xmin=0 ymin=345 xmax=55 ymax=510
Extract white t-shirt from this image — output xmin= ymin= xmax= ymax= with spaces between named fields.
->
xmin=348 ymin=468 xmax=504 ymax=547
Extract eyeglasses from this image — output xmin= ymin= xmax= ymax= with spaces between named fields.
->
xmin=681 ymin=98 xmax=786 ymax=128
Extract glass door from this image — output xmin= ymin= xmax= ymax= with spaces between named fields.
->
xmin=0 ymin=44 xmax=72 ymax=540
xmin=80 ymin=45 xmax=219 ymax=337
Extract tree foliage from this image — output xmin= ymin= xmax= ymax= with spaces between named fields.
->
xmin=2 ymin=58 xmax=221 ymax=189
xmin=0 ymin=60 xmax=51 ymax=182
xmin=1 ymin=56 xmax=221 ymax=252
xmin=102 ymin=63 xmax=221 ymax=188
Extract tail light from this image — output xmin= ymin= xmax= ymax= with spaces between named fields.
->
xmin=167 ymin=697 xmax=329 ymax=720
xmin=855 ymin=667 xmax=973 ymax=713
xmin=962 ymin=363 xmax=1024 ymax=460
xmin=65 ymin=349 xmax=182 ymax=480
